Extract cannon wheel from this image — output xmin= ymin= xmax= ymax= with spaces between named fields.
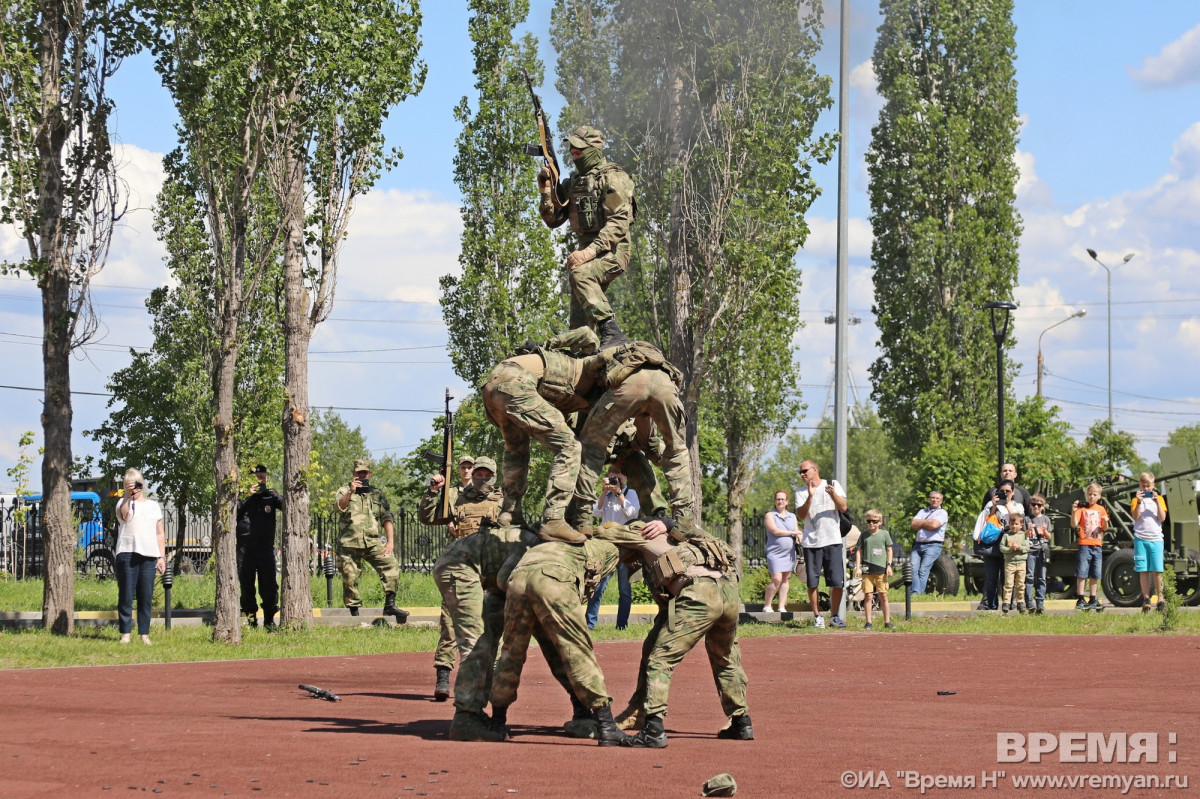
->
xmin=82 ymin=549 xmax=116 ymax=580
xmin=1101 ymin=548 xmax=1140 ymax=607
xmin=926 ymin=553 xmax=961 ymax=597
xmin=964 ymin=572 xmax=985 ymax=595
xmin=1177 ymin=549 xmax=1200 ymax=607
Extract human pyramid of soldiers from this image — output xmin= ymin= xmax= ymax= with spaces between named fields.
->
xmin=418 ymin=126 xmax=753 ymax=748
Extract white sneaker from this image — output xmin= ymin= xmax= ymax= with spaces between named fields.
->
xmin=813 ymin=616 xmax=825 ymax=629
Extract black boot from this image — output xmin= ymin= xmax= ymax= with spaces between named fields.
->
xmin=489 ymin=705 xmax=511 ymax=740
xmin=598 ymin=318 xmax=630 ymax=349
xmin=716 ymin=714 xmax=754 ymax=740
xmin=348 ymin=606 xmax=360 ymax=617
xmin=383 ymin=592 xmax=410 ymax=622
xmin=264 ymin=614 xmax=277 ymax=632
xmin=629 ymin=714 xmax=667 ymax=748
xmin=434 ymin=666 xmax=451 ymax=701
xmin=594 ymin=704 xmax=633 ymax=747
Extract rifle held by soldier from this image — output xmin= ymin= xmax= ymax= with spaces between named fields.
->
xmin=522 ymin=68 xmax=567 ymax=209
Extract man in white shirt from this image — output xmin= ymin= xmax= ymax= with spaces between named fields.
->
xmin=909 ymin=491 xmax=949 ymax=594
xmin=586 ymin=466 xmax=640 ymax=629
xmin=794 ymin=460 xmax=848 ymax=629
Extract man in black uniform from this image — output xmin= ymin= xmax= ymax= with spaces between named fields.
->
xmin=237 ymin=464 xmax=282 ymax=630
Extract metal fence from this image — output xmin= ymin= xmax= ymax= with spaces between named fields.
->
xmin=1 ymin=496 xmax=771 ymax=578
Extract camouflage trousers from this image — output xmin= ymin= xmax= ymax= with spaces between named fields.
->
xmin=627 ymin=574 xmax=748 ymax=720
xmin=456 ymin=587 xmax=577 ymax=714
xmin=576 ymin=368 xmax=693 ymax=517
xmin=611 ymin=428 xmax=669 ymax=519
xmin=568 ymin=250 xmax=625 ymax=330
xmin=482 ymin=362 xmax=581 ymax=521
xmin=336 ymin=540 xmax=399 ymax=608
xmin=491 ymin=564 xmax=611 ymax=711
xmin=433 ymin=560 xmax=482 ymax=671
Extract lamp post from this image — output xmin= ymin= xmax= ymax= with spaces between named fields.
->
xmin=984 ymin=301 xmax=1017 ymax=483
xmin=1037 ymin=309 xmax=1087 ymax=397
xmin=1085 ymin=248 xmax=1135 ymax=424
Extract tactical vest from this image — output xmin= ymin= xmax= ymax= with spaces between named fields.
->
xmin=604 ymin=341 xmax=684 ymax=390
xmin=646 ymin=538 xmax=734 ymax=598
xmin=537 ymin=348 xmax=577 ymax=405
xmin=570 ymin=165 xmax=609 ymax=235
xmin=452 ymin=487 xmax=502 ymax=539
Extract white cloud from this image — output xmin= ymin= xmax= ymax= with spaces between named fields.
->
xmin=800 ymin=215 xmax=873 ymax=258
xmin=1015 ymin=149 xmax=1053 ymax=207
xmin=1130 ymin=22 xmax=1200 ymax=88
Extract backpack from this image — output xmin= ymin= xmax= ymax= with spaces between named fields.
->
xmin=977 ymin=513 xmax=1004 ymax=545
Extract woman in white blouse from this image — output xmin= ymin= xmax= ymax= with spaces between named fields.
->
xmin=114 ymin=468 xmax=166 ymax=644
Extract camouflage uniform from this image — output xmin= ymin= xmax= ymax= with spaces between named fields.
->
xmin=420 ymin=464 xmax=503 ymax=674
xmin=601 ymin=522 xmax=748 ymax=725
xmin=607 ymin=418 xmax=669 ymax=519
xmin=540 ymin=126 xmax=636 ymax=331
xmin=481 ymin=331 xmax=605 ymax=525
xmin=332 ymin=482 xmax=399 ymax=609
xmin=490 ymin=538 xmax=620 ymax=711
xmin=573 ymin=347 xmax=693 ymax=524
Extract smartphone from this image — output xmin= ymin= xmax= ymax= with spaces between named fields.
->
xmin=1142 ymin=490 xmax=1154 ymax=498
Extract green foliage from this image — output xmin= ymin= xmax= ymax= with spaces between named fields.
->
xmin=1005 ymin=395 xmax=1080 ymax=488
xmin=6 ymin=431 xmax=37 ymax=522
xmin=867 ymin=0 xmax=1023 ymax=462
xmin=1160 ymin=566 xmax=1181 ymax=632
xmin=1071 ymin=419 xmax=1142 ymax=481
xmin=907 ymin=432 xmax=992 ymax=551
xmin=307 ymin=409 xmax=369 ymax=506
xmin=746 ymin=408 xmax=911 ymax=527
xmin=441 ymin=0 xmax=562 ymax=388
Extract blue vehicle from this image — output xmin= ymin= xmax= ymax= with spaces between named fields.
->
xmin=20 ymin=491 xmax=106 ymax=547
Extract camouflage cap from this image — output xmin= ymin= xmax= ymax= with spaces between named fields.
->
xmin=702 ymin=774 xmax=737 ymax=797
xmin=472 ymin=456 xmax=498 ymax=475
xmin=353 ymin=458 xmax=371 ymax=473
xmin=565 ymin=125 xmax=605 ymax=150
xmin=457 ymin=454 xmax=476 ymax=466
xmin=546 ymin=326 xmax=600 ymax=355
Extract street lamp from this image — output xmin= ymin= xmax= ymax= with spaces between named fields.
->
xmin=1037 ymin=309 xmax=1087 ymax=397
xmin=1085 ymin=248 xmax=1135 ymax=424
xmin=984 ymin=301 xmax=1017 ymax=484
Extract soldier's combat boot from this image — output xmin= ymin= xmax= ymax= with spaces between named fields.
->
xmin=564 ymin=698 xmax=599 ymax=739
xmin=538 ymin=518 xmax=587 ymax=544
xmin=615 ymin=703 xmax=646 ymax=731
xmin=348 ymin=606 xmax=360 ymax=617
xmin=245 ymin=612 xmax=258 ymax=628
xmin=434 ymin=666 xmax=451 ymax=702
xmin=488 ymin=705 xmax=512 ymax=740
xmin=449 ymin=710 xmax=504 ymax=743
xmin=383 ymin=592 xmax=410 ymax=622
xmin=264 ymin=614 xmax=277 ymax=632
xmin=629 ymin=714 xmax=667 ymax=748
xmin=716 ymin=714 xmax=755 ymax=740
xmin=593 ymin=704 xmax=632 ymax=747
xmin=597 ymin=317 xmax=631 ymax=349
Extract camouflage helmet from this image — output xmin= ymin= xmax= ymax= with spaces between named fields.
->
xmin=546 ymin=327 xmax=600 ymax=355
xmin=472 ymin=456 xmax=498 ymax=476
xmin=565 ymin=125 xmax=605 ymax=150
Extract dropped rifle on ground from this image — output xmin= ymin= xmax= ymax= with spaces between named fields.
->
xmin=299 ymin=684 xmax=341 ymax=702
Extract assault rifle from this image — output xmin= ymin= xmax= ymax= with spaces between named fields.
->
xmin=421 ymin=388 xmax=455 ymax=521
xmin=299 ymin=684 xmax=341 ymax=702
xmin=521 ymin=68 xmax=567 ymax=209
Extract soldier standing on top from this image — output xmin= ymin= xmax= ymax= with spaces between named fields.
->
xmin=236 ymin=464 xmax=282 ymax=630
xmin=538 ymin=125 xmax=635 ymax=348
xmin=419 ymin=455 xmax=503 ymax=700
xmin=333 ymin=459 xmax=409 ymax=622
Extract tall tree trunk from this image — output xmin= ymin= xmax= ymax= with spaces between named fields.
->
xmin=37 ymin=0 xmax=75 ymax=634
xmin=663 ymin=63 xmax=702 ymax=519
xmin=280 ymin=147 xmax=314 ymax=630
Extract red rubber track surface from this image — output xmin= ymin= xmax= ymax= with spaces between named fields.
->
xmin=1 ymin=634 xmax=1197 ymax=798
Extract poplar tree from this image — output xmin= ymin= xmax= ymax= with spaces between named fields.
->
xmin=867 ymin=0 xmax=1022 ymax=462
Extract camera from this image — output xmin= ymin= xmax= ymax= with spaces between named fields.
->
xmin=607 ymin=477 xmax=620 ymax=487
xmin=355 ymin=478 xmax=371 ymax=495
xmin=134 ymin=481 xmax=143 ymax=490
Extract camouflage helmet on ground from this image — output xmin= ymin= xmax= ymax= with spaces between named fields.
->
xmin=472 ymin=456 xmax=498 ymax=475
xmin=565 ymin=125 xmax=605 ymax=150
xmin=702 ymin=774 xmax=737 ymax=797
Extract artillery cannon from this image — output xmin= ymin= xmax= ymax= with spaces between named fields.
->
xmin=953 ymin=445 xmax=1200 ymax=606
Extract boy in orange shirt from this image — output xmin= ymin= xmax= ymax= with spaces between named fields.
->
xmin=1071 ymin=483 xmax=1109 ymax=611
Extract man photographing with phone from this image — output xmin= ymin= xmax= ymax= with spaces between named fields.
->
xmin=334 ymin=459 xmax=408 ymax=621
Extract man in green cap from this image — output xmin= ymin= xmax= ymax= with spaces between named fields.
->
xmin=420 ymin=455 xmax=503 ymax=699
xmin=333 ymin=459 xmax=408 ymax=620
xmin=538 ymin=124 xmax=636 ymax=348
xmin=481 ymin=328 xmax=608 ymax=544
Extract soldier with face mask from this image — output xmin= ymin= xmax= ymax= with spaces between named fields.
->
xmin=538 ymin=125 xmax=636 ymax=348
xmin=419 ymin=455 xmax=503 ymax=700
xmin=482 ymin=328 xmax=608 ymax=544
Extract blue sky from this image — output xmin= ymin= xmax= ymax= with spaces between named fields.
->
xmin=2 ymin=0 xmax=1199 ymax=493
